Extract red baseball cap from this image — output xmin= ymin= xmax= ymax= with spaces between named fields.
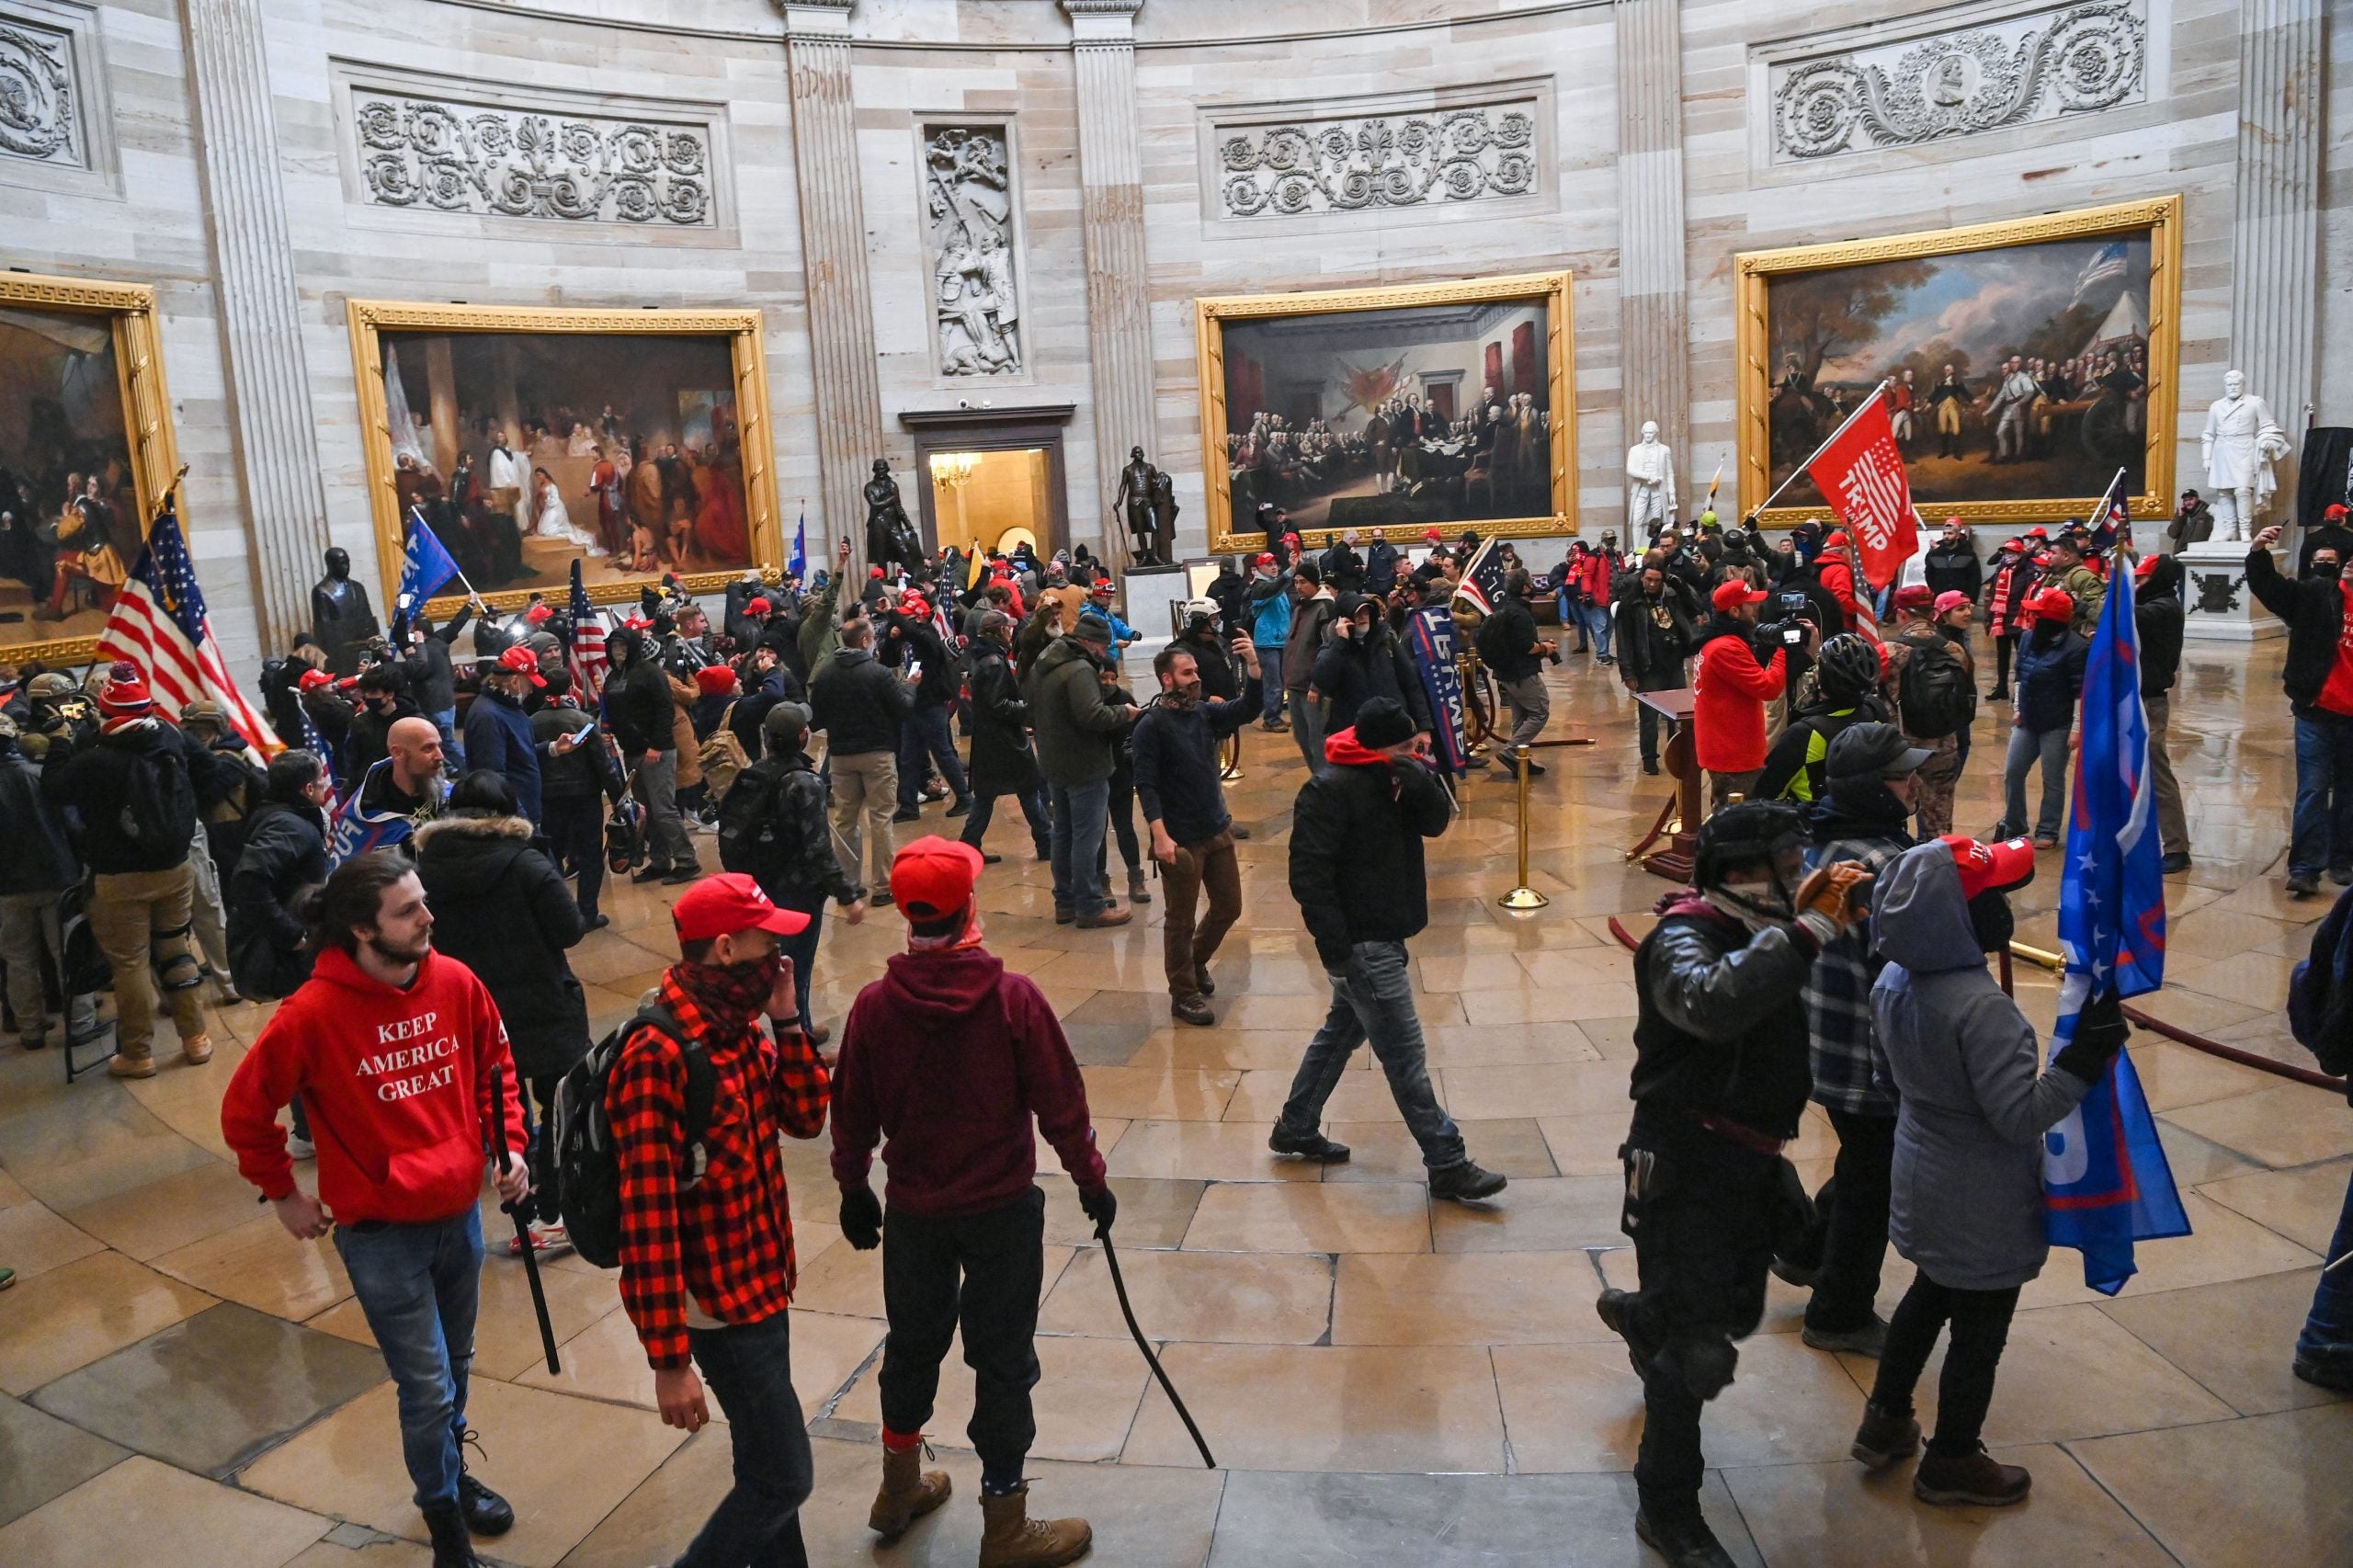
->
xmin=1422 ymin=527 xmax=1444 ymax=541
xmin=891 ymin=835 xmax=984 ymax=921
xmin=495 ymin=644 xmax=548 ymax=687
xmin=1255 ymin=551 xmax=1275 ymax=566
xmin=2025 ymin=526 xmax=2050 ymax=540
xmin=299 ymin=668 xmax=334 ymax=692
xmin=1934 ymin=589 xmax=1972 ymax=615
xmin=2133 ymin=553 xmax=2160 ymax=580
xmin=672 ymin=872 xmax=811 ymax=943
xmin=1711 ymin=580 xmax=1768 ymax=610
xmin=525 ymin=603 xmax=554 ymax=624
xmin=1893 ymin=584 xmax=1935 ymax=611
xmin=693 ymin=665 xmax=736 ymax=697
xmin=746 ymin=597 xmax=771 ymax=615
xmin=2328 ymin=504 xmax=2350 ymax=522
xmin=869 ymin=565 xmax=886 ymax=579
xmin=1822 ymin=530 xmax=1852 ymax=551
xmin=2032 ymin=587 xmax=2075 ymax=619
xmin=1941 ymin=834 xmax=2038 ymax=897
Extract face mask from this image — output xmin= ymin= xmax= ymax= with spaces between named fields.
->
xmin=2318 ymin=562 xmax=2344 ymax=579
xmin=678 ymin=950 xmax=783 ymax=1024
xmin=1967 ymin=890 xmax=2016 ymax=953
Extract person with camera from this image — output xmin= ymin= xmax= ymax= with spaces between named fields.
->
xmin=1691 ymin=579 xmax=1797 ymax=812
xmin=1597 ymin=801 xmax=1872 ymax=1568
xmin=1615 ymin=559 xmax=1700 ymax=776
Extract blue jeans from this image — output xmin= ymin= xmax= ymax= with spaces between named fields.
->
xmin=677 ymin=1312 xmax=813 ymax=1568
xmin=897 ymin=703 xmax=971 ymax=811
xmin=1049 ymin=778 xmax=1110 ymax=917
xmin=1277 ymin=939 xmax=1468 ymax=1170
xmin=777 ymin=892 xmax=824 ymax=1034
xmin=2291 ymin=711 xmax=2353 ymax=878
xmin=1581 ymin=602 xmax=1614 ymax=658
xmin=2301 ymin=1165 xmax=2353 ymax=1365
xmin=430 ymin=706 xmax=462 ymax=768
xmin=961 ymin=783 xmax=1051 ymax=858
xmin=333 ymin=1207 xmax=483 ymax=1510
xmin=1558 ymin=593 xmax=1586 ymax=648
xmin=1255 ymin=645 xmax=1286 ymax=721
xmin=2000 ymin=722 xmax=2071 ymax=840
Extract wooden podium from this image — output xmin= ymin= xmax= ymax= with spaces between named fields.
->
xmin=1627 ymin=687 xmax=1699 ymax=881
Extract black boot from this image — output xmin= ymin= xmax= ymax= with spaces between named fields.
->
xmin=422 ymin=1502 xmax=484 ymax=1568
xmin=1633 ymin=1505 xmax=1735 ymax=1568
xmin=458 ymin=1467 xmax=514 ymax=1537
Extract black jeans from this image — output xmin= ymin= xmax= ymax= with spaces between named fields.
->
xmin=1992 ymin=633 xmax=2018 ymax=692
xmin=1869 ymin=1273 xmax=2022 ymax=1457
xmin=678 ymin=1312 xmax=813 ymax=1568
xmin=1804 ymin=1108 xmax=1896 ymax=1334
xmin=776 ymin=892 xmax=824 ymax=1034
xmin=1633 ymin=668 xmax=1685 ymax=767
xmin=542 ymin=793 xmax=607 ymax=920
xmin=1097 ymin=761 xmax=1142 ymax=878
xmin=961 ymin=782 xmax=1051 ymax=857
xmin=877 ymin=1187 xmax=1047 ymax=1492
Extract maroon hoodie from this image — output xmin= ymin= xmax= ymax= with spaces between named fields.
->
xmin=831 ymin=945 xmax=1107 ymax=1216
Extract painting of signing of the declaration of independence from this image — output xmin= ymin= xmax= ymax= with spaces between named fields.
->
xmin=1763 ymin=227 xmax=2160 ymax=512
xmin=375 ymin=328 xmax=753 ymax=597
xmin=1212 ymin=281 xmax=1564 ymax=537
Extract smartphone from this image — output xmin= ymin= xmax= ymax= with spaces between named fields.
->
xmin=905 ymin=658 xmax=923 ymax=680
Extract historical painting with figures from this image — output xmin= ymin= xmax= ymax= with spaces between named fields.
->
xmin=1197 ymin=271 xmax=1574 ymax=549
xmin=1738 ymin=197 xmax=2180 ymax=526
xmin=347 ymin=301 xmax=779 ymax=611
xmin=0 ymin=275 xmax=178 ymax=664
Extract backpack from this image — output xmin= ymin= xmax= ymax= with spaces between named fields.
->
xmin=695 ymin=701 xmax=748 ymax=803
xmin=550 ymin=1005 xmax=718 ymax=1268
xmin=1897 ymin=634 xmax=1975 ymax=740
xmin=2289 ymin=886 xmax=2353 ymax=1079
xmin=714 ymin=756 xmax=795 ymax=885
xmin=119 ymin=741 xmax=199 ymax=853
xmin=1473 ymin=604 xmax=1515 ymax=669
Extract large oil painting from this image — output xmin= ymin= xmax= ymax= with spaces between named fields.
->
xmin=1738 ymin=197 xmax=2181 ymax=526
xmin=1197 ymin=271 xmax=1574 ymax=550
xmin=0 ymin=275 xmax=176 ymax=665
xmin=347 ymin=301 xmax=779 ymax=611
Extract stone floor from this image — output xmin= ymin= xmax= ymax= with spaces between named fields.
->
xmin=3 ymin=636 xmax=2349 ymax=1567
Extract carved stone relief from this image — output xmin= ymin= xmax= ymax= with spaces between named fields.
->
xmin=0 ymin=10 xmax=80 ymax=167
xmin=1769 ymin=0 xmax=2147 ymax=163
xmin=353 ymin=89 xmax=715 ymax=226
xmin=1216 ymin=101 xmax=1539 ymax=220
xmin=923 ymin=123 xmax=1021 ymax=378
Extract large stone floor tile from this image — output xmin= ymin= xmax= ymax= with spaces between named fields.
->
xmin=59 ymin=1156 xmax=267 ymax=1261
xmin=0 ymin=1453 xmax=327 ymax=1568
xmin=2163 ymin=1084 xmax=2353 ymax=1170
xmin=2016 ymin=1190 xmax=2321 ymax=1307
xmin=0 ymin=1197 xmax=102 ymax=1280
xmin=0 ymin=1394 xmax=128 ymax=1528
xmin=2073 ymin=1402 xmax=2353 ymax=1568
xmin=1427 ymin=1174 xmax=1623 ymax=1252
xmin=1037 ymin=1173 xmax=1206 ymax=1251
xmin=2127 ymin=1039 xmax=2290 ymax=1114
xmin=1332 ymin=1252 xmax=1614 ymax=1346
xmin=1039 ymin=1244 xmax=1332 ymax=1345
xmin=1122 ymin=1343 xmax=1506 ymax=1472
xmin=2198 ymin=1156 xmax=2350 ymax=1254
xmin=1078 ymin=1064 xmax=1241 ymax=1121
xmin=1180 ymin=1179 xmax=1431 ymax=1254
xmin=831 ymin=1329 xmax=1150 ymax=1462
xmin=2099 ymin=1268 xmax=2347 ymax=1416
xmin=1440 ymin=1059 xmax=1636 ymax=1120
xmin=1105 ymin=1119 xmax=1323 ymax=1182
xmin=0 ymin=1249 xmax=215 ymax=1394
xmin=0 ymin=1081 xmax=216 ymax=1213
xmin=153 ymin=1212 xmax=351 ymax=1323
xmin=1459 ymin=982 xmax=1641 ymax=1029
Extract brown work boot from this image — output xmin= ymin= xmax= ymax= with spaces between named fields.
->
xmin=179 ymin=1033 xmax=214 ymax=1065
xmin=1914 ymin=1445 xmax=2031 ymax=1506
xmin=108 ymin=1051 xmax=157 ymax=1079
xmin=868 ymin=1441 xmax=951 ymax=1540
xmin=1074 ymin=904 xmax=1131 ymax=930
xmin=977 ymin=1485 xmax=1092 ymax=1568
xmin=1849 ymin=1403 xmax=1921 ymax=1470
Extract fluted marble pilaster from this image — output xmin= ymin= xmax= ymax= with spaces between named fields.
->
xmin=1063 ymin=0 xmax=1154 ymax=564
xmin=1615 ymin=0 xmax=1689 ymax=510
xmin=2228 ymin=0 xmax=2323 ymax=462
xmin=181 ymin=0 xmax=331 ymax=646
xmin=782 ymin=0 xmax=885 ymax=566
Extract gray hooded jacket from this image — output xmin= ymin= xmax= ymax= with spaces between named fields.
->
xmin=1870 ymin=841 xmax=2092 ymax=1291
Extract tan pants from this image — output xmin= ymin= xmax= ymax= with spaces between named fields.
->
xmin=186 ymin=828 xmax=230 ymax=976
xmin=1161 ymin=828 xmax=1243 ymax=1002
xmin=87 ymin=863 xmax=207 ymax=1062
xmin=830 ymin=748 xmax=900 ymax=892
xmin=2147 ymin=693 xmax=2188 ymax=856
xmin=1707 ymin=769 xmax=1761 ymax=814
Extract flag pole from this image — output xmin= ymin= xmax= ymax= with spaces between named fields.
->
xmin=1754 ymin=379 xmax=1893 ymax=516
xmin=408 ymin=505 xmax=478 ymax=601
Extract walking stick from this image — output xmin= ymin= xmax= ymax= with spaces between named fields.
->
xmin=1097 ymin=1223 xmax=1214 ymax=1468
xmin=488 ymin=1067 xmax=561 ymax=1375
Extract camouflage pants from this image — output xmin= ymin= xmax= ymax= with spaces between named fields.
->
xmin=1910 ymin=732 xmax=1963 ymax=840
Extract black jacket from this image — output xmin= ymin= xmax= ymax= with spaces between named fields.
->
xmin=413 ymin=812 xmax=588 ymax=1081
xmin=1614 ymin=585 xmax=1698 ymax=686
xmin=965 ymin=641 xmax=1040 ymax=797
xmin=1483 ymin=596 xmax=1544 ymax=682
xmin=1923 ymin=543 xmax=1984 ymax=602
xmin=531 ymin=703 xmax=624 ymax=802
xmin=0 ymin=746 xmax=76 ymax=895
xmin=1631 ymin=896 xmax=1819 ymax=1139
xmin=2136 ymin=557 xmax=2185 ymax=697
xmin=736 ymin=749 xmax=864 ymax=907
xmin=1365 ymin=540 xmax=1401 ymax=593
xmin=42 ymin=720 xmax=225 ymax=875
xmin=604 ymin=652 xmax=676 ymax=756
xmin=404 ymin=606 xmax=473 ymax=712
xmin=1311 ymin=627 xmax=1429 ymax=733
xmin=808 ymin=646 xmax=914 ymax=756
xmin=1172 ymin=629 xmax=1240 ymax=701
xmin=2248 ymin=548 xmax=2345 ymax=714
xmin=346 ymin=696 xmax=421 ymax=781
xmin=1131 ymin=685 xmax=1259 ymax=846
xmin=226 ymin=798 xmax=327 ymax=1001
xmin=1289 ymin=746 xmax=1452 ymax=967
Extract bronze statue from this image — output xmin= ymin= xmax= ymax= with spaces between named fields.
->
xmin=310 ymin=546 xmax=380 ymax=676
xmin=863 ymin=458 xmax=922 ymax=572
xmin=1112 ymin=446 xmax=1174 ymax=567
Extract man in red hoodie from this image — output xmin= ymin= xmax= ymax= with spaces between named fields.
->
xmin=1692 ymin=579 xmax=1796 ymax=811
xmin=832 ymin=835 xmax=1108 ymax=1568
xmin=221 ymin=852 xmax=530 ymax=1568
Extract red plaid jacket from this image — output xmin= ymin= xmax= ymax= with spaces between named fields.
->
xmin=610 ymin=970 xmax=829 ymax=1369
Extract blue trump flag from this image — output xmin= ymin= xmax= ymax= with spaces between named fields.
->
xmin=2043 ymin=551 xmax=2189 ymax=1293
xmin=399 ymin=508 xmax=461 ymax=606
xmin=789 ymin=514 xmax=806 ymax=580
xmin=1404 ymin=604 xmax=1470 ymax=776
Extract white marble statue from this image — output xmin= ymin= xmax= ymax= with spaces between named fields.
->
xmin=2200 ymin=369 xmax=2291 ymax=543
xmin=1626 ymin=421 xmax=1677 ymax=532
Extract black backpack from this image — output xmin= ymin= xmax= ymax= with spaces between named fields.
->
xmin=714 ymin=756 xmax=793 ymax=885
xmin=550 ymin=1005 xmax=717 ymax=1268
xmin=1898 ymin=634 xmax=1975 ymax=740
xmin=119 ymin=741 xmax=199 ymax=853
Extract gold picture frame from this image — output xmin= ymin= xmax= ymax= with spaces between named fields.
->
xmin=346 ymin=299 xmax=780 ymax=615
xmin=1195 ymin=270 xmax=1576 ymax=552
xmin=1736 ymin=196 xmax=2182 ymax=528
xmin=0 ymin=272 xmax=179 ymax=667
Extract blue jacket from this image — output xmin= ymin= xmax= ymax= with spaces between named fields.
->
xmin=2012 ymin=625 xmax=2089 ymax=734
xmin=460 ymin=687 xmax=544 ymax=823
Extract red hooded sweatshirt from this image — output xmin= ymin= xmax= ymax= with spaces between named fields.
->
xmin=830 ymin=944 xmax=1106 ymax=1217
xmin=221 ymin=947 xmax=527 ymax=1224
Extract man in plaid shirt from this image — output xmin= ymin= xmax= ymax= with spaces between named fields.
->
xmin=1777 ymin=724 xmax=1927 ymax=1361
xmin=611 ymin=873 xmax=830 ymax=1568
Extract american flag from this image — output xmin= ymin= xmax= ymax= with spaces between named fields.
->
xmin=2073 ymin=239 xmax=2131 ymax=304
xmin=565 ymin=557 xmax=608 ymax=700
xmin=2088 ymin=467 xmax=2131 ymax=554
xmin=94 ymin=496 xmax=278 ymax=757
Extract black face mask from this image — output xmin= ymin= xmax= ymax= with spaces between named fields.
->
xmin=1968 ymin=890 xmax=2016 ymax=953
xmin=2316 ymin=561 xmax=2344 ymax=579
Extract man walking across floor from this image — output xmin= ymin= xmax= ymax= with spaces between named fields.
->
xmin=810 ymin=617 xmax=916 ymax=901
xmin=831 ymin=836 xmax=1108 ymax=1567
xmin=610 ymin=874 xmax=833 ymax=1568
xmin=1273 ymin=697 xmax=1506 ymax=1201
xmin=1478 ymin=567 xmax=1556 ymax=771
xmin=1133 ymin=635 xmax=1263 ymax=1027
xmin=1028 ymin=609 xmax=1139 ymax=928
xmin=221 ymin=852 xmax=531 ymax=1568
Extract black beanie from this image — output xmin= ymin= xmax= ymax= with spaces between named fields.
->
xmin=1354 ymin=697 xmax=1415 ymax=749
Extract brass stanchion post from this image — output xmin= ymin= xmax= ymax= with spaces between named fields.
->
xmin=1499 ymin=746 xmax=1549 ymax=911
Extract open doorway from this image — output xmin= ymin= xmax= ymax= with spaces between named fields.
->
xmin=928 ymin=448 xmax=1052 ymax=560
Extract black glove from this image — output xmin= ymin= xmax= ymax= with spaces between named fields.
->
xmin=2052 ymin=992 xmax=2131 ymax=1085
xmin=839 ymin=1186 xmax=882 ymax=1251
xmin=1079 ymin=1185 xmax=1118 ymax=1238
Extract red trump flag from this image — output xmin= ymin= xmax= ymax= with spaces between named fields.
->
xmin=1807 ymin=395 xmax=1920 ymax=590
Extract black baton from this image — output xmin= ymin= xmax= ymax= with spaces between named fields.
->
xmin=490 ymin=1066 xmax=561 ymax=1375
xmin=1097 ymin=1224 xmax=1214 ymax=1469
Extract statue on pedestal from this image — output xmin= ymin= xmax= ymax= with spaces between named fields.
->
xmin=310 ymin=546 xmax=380 ymax=676
xmin=863 ymin=458 xmax=921 ymax=573
xmin=2200 ymin=369 xmax=2291 ymax=543
xmin=1626 ymin=421 xmax=1677 ymax=534
xmin=1112 ymin=446 xmax=1173 ymax=567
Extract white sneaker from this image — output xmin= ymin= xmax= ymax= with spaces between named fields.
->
xmin=287 ymin=1135 xmax=316 ymax=1159
xmin=507 ymin=1222 xmax=574 ymax=1258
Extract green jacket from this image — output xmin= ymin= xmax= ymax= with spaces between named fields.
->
xmin=1028 ymin=635 xmax=1131 ymax=787
xmin=795 ymin=570 xmax=846 ymax=673
xmin=2053 ymin=564 xmax=2105 ymax=636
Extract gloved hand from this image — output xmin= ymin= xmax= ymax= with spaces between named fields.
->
xmin=1079 ymin=1185 xmax=1118 ymax=1239
xmin=2053 ymin=992 xmax=2131 ymax=1085
xmin=839 ymin=1186 xmax=882 ymax=1251
xmin=1794 ymin=860 xmax=1874 ymax=934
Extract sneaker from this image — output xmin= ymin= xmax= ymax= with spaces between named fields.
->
xmin=1913 ymin=1445 xmax=2031 ymax=1506
xmin=1267 ymin=1125 xmax=1351 ymax=1163
xmin=631 ymin=864 xmax=676 ymax=884
xmin=1986 ymin=687 xmax=2010 ymax=701
xmin=1632 ymin=1505 xmax=1734 ymax=1568
xmin=871 ymin=891 xmax=893 ymax=907
xmin=180 ymin=1034 xmax=213 ymax=1065
xmin=2293 ymin=1353 xmax=2353 ymax=1392
xmin=1428 ymin=1160 xmax=1508 ymax=1202
xmin=1597 ymin=653 xmax=1617 ymax=666
xmin=892 ymin=808 xmax=923 ymax=824
xmin=1802 ymin=1314 xmax=1889 ymax=1358
xmin=1195 ymin=965 xmax=1215 ymax=996
xmin=2159 ymin=851 xmax=2192 ymax=874
xmin=980 ymin=851 xmax=1004 ymax=864
xmin=1850 ymin=1402 xmax=1922 ymax=1469
xmin=507 ymin=1222 xmax=574 ymax=1258
xmin=2289 ymin=870 xmax=2322 ymax=898
xmin=583 ymin=912 xmax=609 ymax=931
xmin=109 ymin=1052 xmax=157 ymax=1079
xmin=945 ymin=799 xmax=972 ymax=819
xmin=287 ymin=1135 xmax=317 ymax=1160
xmin=663 ymin=864 xmax=703 ymax=885
xmin=1171 ymin=995 xmax=1215 ymax=1027
xmin=1075 ymin=905 xmax=1131 ymax=929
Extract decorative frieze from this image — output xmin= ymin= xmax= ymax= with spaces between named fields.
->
xmin=1768 ymin=0 xmax=2147 ymax=164
xmin=1216 ymin=99 xmax=1540 ymax=220
xmin=0 ymin=10 xmax=77 ymax=166
xmin=923 ymin=123 xmax=1022 ymax=378
xmin=350 ymin=87 xmax=717 ymax=226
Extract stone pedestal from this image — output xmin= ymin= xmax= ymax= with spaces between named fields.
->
xmin=2179 ymin=540 xmax=2284 ymax=642
xmin=1119 ymin=562 xmax=1191 ymax=664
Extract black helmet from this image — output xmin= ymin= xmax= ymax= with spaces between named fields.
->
xmin=1814 ymin=632 xmax=1881 ymax=702
xmin=1692 ymin=801 xmax=1810 ymax=890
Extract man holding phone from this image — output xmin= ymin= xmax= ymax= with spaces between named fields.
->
xmin=1692 ymin=580 xmax=1801 ymax=812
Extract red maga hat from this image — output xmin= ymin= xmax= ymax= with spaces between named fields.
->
xmin=693 ymin=665 xmax=737 ymax=697
xmin=672 ymin=872 xmax=811 ymax=943
xmin=495 ymin=644 xmax=548 ymax=687
xmin=1942 ymin=835 xmax=2038 ymax=898
xmin=524 ymin=603 xmax=554 ymax=624
xmin=1893 ymin=584 xmax=1936 ymax=611
xmin=891 ymin=835 xmax=985 ymax=922
xmin=1711 ymin=580 xmax=1768 ymax=610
